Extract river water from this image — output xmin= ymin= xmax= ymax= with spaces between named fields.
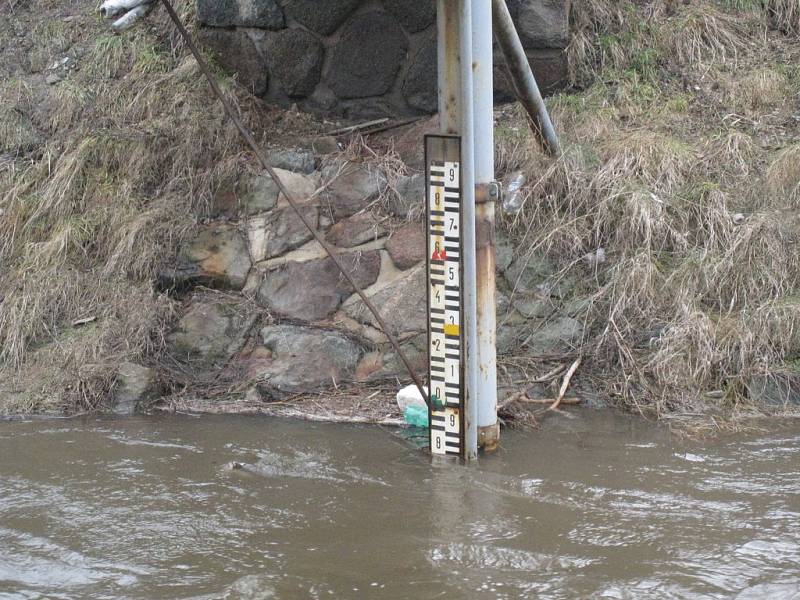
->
xmin=0 ymin=411 xmax=798 ymax=599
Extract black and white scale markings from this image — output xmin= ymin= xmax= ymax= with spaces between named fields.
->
xmin=426 ymin=135 xmax=464 ymax=458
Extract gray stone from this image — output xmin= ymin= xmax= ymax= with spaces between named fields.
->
xmin=386 ymin=221 xmax=425 ymax=269
xmin=748 ymin=375 xmax=800 ymax=407
xmin=241 ymin=173 xmax=280 ymax=215
xmin=322 ymin=164 xmax=388 ymax=218
xmin=390 ymin=173 xmax=424 ymax=218
xmin=326 ymin=212 xmax=385 ymax=248
xmin=327 ymin=12 xmax=409 ymax=99
xmin=383 ymin=0 xmax=436 ymax=32
xmin=343 ymin=264 xmax=426 ymax=336
xmin=248 ymin=325 xmax=363 ymax=394
xmin=504 ymin=253 xmax=574 ymax=299
xmin=527 ymin=316 xmax=582 ymax=353
xmin=113 ymin=363 xmax=156 ymax=415
xmin=168 ymin=300 xmax=250 ymax=365
xmin=198 ymin=28 xmax=268 ymax=96
xmin=263 ymin=29 xmax=323 ymax=98
xmin=256 ymin=251 xmax=381 ymax=320
xmin=403 ymin=34 xmax=437 ymax=113
xmin=180 ymin=224 xmax=251 ymax=290
xmin=507 ymin=0 xmax=570 ymax=49
xmin=197 ymin=0 xmax=285 ymax=28
xmin=265 ymin=205 xmax=319 ymax=258
xmin=277 ymin=0 xmax=361 ymax=35
xmin=266 ymin=149 xmax=316 ymax=174
xmin=512 ymin=293 xmax=556 ymax=319
xmin=356 ymin=334 xmax=427 ymax=382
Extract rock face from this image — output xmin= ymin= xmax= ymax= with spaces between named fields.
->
xmin=326 ymin=213 xmax=384 ymax=248
xmin=263 ymin=29 xmax=323 ymax=97
xmin=256 ymin=251 xmax=381 ymax=320
xmin=390 ymin=173 xmax=424 ymax=218
xmin=180 ymin=224 xmax=251 ymax=290
xmin=506 ymin=0 xmax=571 ymax=48
xmin=386 ymin=221 xmax=425 ymax=269
xmin=168 ymin=300 xmax=252 ymax=366
xmin=195 ymin=0 xmax=571 ymax=117
xmin=322 ymin=164 xmax=387 ymax=218
xmin=249 ymin=325 xmax=363 ymax=394
xmin=197 ymin=0 xmax=285 ymax=28
xmin=343 ymin=264 xmax=426 ymax=337
xmin=278 ymin=0 xmax=361 ymax=35
xmin=196 ymin=29 xmax=268 ymax=96
xmin=327 ymin=13 xmax=408 ymax=99
xmin=113 ymin=363 xmax=156 ymax=415
xmin=383 ymin=0 xmax=436 ymax=32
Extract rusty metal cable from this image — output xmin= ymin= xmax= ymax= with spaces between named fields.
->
xmin=157 ymin=0 xmax=430 ymax=407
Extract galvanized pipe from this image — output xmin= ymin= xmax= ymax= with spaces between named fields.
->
xmin=492 ymin=0 xmax=561 ymax=156
xmin=471 ymin=0 xmax=499 ymax=451
xmin=459 ymin=1 xmax=479 ymax=462
xmin=437 ymin=0 xmax=479 ymax=460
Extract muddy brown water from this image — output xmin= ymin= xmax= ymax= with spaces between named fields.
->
xmin=0 ymin=412 xmax=798 ymax=599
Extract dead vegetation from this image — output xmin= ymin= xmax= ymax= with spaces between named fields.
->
xmin=498 ymin=0 xmax=800 ymax=420
xmin=0 ymin=0 xmax=323 ymax=414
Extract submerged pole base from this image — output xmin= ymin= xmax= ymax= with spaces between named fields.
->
xmin=478 ymin=423 xmax=500 ymax=452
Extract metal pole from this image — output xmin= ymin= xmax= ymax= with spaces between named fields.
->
xmin=472 ymin=0 xmax=499 ymax=451
xmin=492 ymin=0 xmax=561 ymax=156
xmin=438 ymin=0 xmax=479 ymax=460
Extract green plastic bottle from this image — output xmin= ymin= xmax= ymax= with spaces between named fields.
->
xmin=404 ymin=405 xmax=429 ymax=428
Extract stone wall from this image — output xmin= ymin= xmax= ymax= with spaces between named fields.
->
xmin=196 ymin=0 xmax=571 ymax=119
xmin=158 ymin=143 xmax=583 ymax=406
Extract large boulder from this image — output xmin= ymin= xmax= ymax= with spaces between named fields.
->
xmin=327 ymin=12 xmax=409 ymax=99
xmin=248 ymin=325 xmax=363 ymax=394
xmin=385 ymin=221 xmax=425 ymax=269
xmin=322 ymin=164 xmax=388 ymax=218
xmin=247 ymin=205 xmax=318 ymax=263
xmin=263 ymin=29 xmax=323 ymax=98
xmin=256 ymin=251 xmax=381 ymax=320
xmin=168 ymin=300 xmax=254 ymax=366
xmin=506 ymin=0 xmax=571 ymax=49
xmin=277 ymin=0 xmax=361 ymax=35
xmin=197 ymin=29 xmax=268 ymax=96
xmin=179 ymin=224 xmax=251 ymax=290
xmin=266 ymin=149 xmax=316 ymax=174
xmin=390 ymin=173 xmax=425 ymax=218
xmin=342 ymin=263 xmax=426 ymax=337
xmin=402 ymin=34 xmax=437 ymax=113
xmin=197 ymin=0 xmax=285 ymax=28
xmin=383 ymin=0 xmax=436 ymax=33
xmin=325 ymin=212 xmax=385 ymax=248
xmin=241 ymin=168 xmax=318 ymax=215
xmin=355 ymin=334 xmax=428 ymax=382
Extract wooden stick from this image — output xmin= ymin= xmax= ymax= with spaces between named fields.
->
xmin=519 ymin=397 xmax=581 ymax=405
xmin=548 ymin=357 xmax=581 ymax=412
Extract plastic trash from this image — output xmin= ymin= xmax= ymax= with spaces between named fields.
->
xmin=502 ymin=171 xmax=526 ymax=216
xmin=396 ymin=384 xmax=428 ymax=412
xmin=404 ymin=405 xmax=429 ymax=428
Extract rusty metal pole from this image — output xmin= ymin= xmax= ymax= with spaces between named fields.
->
xmin=492 ymin=0 xmax=561 ymax=156
xmin=472 ymin=0 xmax=500 ymax=451
xmin=437 ymin=0 xmax=479 ymax=460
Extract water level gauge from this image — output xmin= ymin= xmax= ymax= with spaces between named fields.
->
xmin=425 ymin=135 xmax=464 ymax=458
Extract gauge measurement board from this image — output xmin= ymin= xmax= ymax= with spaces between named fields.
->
xmin=425 ymin=135 xmax=464 ymax=458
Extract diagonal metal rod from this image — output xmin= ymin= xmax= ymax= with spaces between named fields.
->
xmin=158 ymin=0 xmax=430 ymax=407
xmin=492 ymin=0 xmax=561 ymax=156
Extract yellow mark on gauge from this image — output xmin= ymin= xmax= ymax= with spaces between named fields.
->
xmin=444 ymin=324 xmax=460 ymax=336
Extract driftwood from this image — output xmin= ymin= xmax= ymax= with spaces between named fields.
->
xmin=547 ymin=357 xmax=582 ymax=412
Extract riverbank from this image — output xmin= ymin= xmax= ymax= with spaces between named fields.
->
xmin=2 ymin=0 xmax=800 ymax=425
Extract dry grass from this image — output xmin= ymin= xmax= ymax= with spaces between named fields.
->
xmin=498 ymin=0 xmax=800 ymax=419
xmin=0 ymin=0 xmax=274 ymax=413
